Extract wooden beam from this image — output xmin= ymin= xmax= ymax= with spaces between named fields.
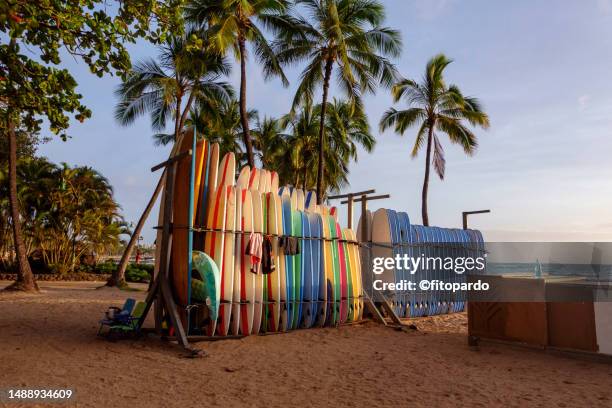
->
xmin=462 ymin=209 xmax=491 ymax=229
xmin=341 ymin=194 xmax=390 ymax=204
xmin=151 ymin=150 xmax=191 ymax=173
xmin=362 ymin=291 xmax=386 ymax=325
xmin=327 ymin=189 xmax=376 ymax=200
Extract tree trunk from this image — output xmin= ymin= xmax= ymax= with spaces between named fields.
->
xmin=316 ymin=58 xmax=334 ymax=205
xmin=106 ymin=84 xmax=196 ymax=288
xmin=238 ymin=37 xmax=255 ymax=168
xmin=5 ymin=113 xmax=37 ymax=292
xmin=302 ymin=164 xmax=307 ymax=192
xmin=106 ymin=174 xmax=165 ymax=287
xmin=421 ymin=124 xmax=434 ymax=227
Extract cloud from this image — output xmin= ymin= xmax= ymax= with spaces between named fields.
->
xmin=597 ymin=0 xmax=612 ymax=13
xmin=578 ymin=94 xmax=591 ymax=109
xmin=412 ymin=0 xmax=456 ymax=20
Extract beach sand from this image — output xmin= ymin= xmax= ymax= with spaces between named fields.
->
xmin=1 ymin=281 xmax=611 ymax=407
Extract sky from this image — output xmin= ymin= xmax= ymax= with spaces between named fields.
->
xmin=35 ymin=0 xmax=612 ymax=243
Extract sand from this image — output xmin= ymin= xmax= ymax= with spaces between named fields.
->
xmin=1 ymin=281 xmax=611 ymax=408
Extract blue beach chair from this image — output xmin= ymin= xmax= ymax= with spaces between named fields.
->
xmin=98 ymin=298 xmax=136 ymax=335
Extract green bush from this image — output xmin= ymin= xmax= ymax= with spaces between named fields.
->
xmin=125 ymin=263 xmax=151 ymax=283
xmin=96 ymin=261 xmax=117 ymax=274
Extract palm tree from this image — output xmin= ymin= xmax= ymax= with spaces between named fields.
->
xmin=170 ymin=98 xmax=258 ymax=165
xmin=259 ymin=98 xmax=374 ymax=193
xmin=380 ymin=54 xmax=490 ymax=226
xmin=186 ymin=0 xmax=290 ymax=168
xmin=252 ymin=116 xmax=289 ymax=170
xmin=0 ymin=111 xmax=39 ymax=290
xmin=110 ymin=31 xmax=233 ymax=287
xmin=273 ymin=0 xmax=401 ymax=203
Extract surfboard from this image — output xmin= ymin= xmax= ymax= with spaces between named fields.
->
xmin=291 ymin=207 xmax=303 ymax=329
xmin=239 ymin=189 xmax=254 ymax=335
xmin=249 ymin=168 xmax=260 ymax=191
xmin=305 ymin=191 xmax=317 ymax=212
xmin=336 ymin=221 xmax=348 ymax=323
xmin=231 ymin=167 xmax=250 ymax=335
xmin=205 ymin=143 xmax=220 ymax=219
xmin=191 ymin=250 xmax=220 ymax=323
xmin=296 ymin=189 xmax=305 ymax=211
xmin=191 ymin=139 xmax=207 ymax=224
xmin=386 ymin=210 xmax=402 ymax=315
xmin=341 ymin=228 xmax=353 ymax=322
xmin=251 ymin=188 xmax=264 ymax=334
xmin=230 ymin=188 xmax=243 ymax=335
xmin=305 ymin=212 xmax=321 ymax=328
xmin=280 ymin=189 xmax=294 ymax=329
xmin=192 ymin=141 xmax=213 ymax=256
xmin=371 ymin=209 xmax=394 ymax=308
xmin=237 ymin=166 xmax=250 ymax=189
xmin=328 ymin=215 xmax=341 ymax=325
xmin=275 ymin=193 xmax=289 ymax=331
xmin=265 ymin=192 xmax=281 ymax=332
xmin=320 ymin=210 xmax=334 ymax=326
xmin=346 ymin=228 xmax=363 ymax=321
xmin=154 ymin=130 xmax=184 ymax=281
xmin=214 ymin=153 xmax=236 ymax=336
xmin=170 ymin=130 xmax=195 ymax=329
xmin=218 ymin=186 xmax=236 ymax=336
xmin=270 ymin=171 xmax=279 ymax=192
xmin=300 ymin=211 xmax=313 ymax=327
xmin=397 ymin=212 xmax=411 ymax=317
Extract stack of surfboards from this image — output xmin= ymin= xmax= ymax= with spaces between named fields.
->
xmin=163 ymin=136 xmax=363 ymax=336
xmin=361 ymin=208 xmax=484 ymax=318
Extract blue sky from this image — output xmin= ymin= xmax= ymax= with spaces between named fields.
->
xmin=37 ymin=0 xmax=612 ymax=242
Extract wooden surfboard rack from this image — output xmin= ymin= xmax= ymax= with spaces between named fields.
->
xmin=135 ymin=149 xmax=206 ymax=358
xmin=329 ymin=189 xmax=405 ymax=328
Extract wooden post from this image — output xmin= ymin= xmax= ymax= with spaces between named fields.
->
xmin=328 ymin=189 xmax=374 ymax=230
xmin=361 ymin=194 xmax=368 ymax=243
xmin=347 ymin=195 xmax=354 ymax=229
xmin=462 ymin=210 xmax=491 ymax=229
xmin=136 ymin=150 xmax=204 ymax=357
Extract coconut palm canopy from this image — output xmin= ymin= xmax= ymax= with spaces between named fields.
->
xmin=0 ymin=157 xmax=127 ymax=274
xmin=380 ymin=54 xmax=490 ymax=226
xmin=1 ymin=1 xmax=491 ymax=290
xmin=270 ymin=0 xmax=402 ymax=202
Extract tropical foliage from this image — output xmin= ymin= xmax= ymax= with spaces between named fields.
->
xmin=0 ymin=157 xmax=128 ymax=274
xmin=380 ymin=54 xmax=490 ymax=226
xmin=110 ymin=30 xmax=233 ymax=286
xmin=1 ymin=0 xmax=185 ymax=290
xmin=1 ymin=0 xmax=491 ymax=290
xmin=265 ymin=99 xmax=374 ymax=193
xmin=271 ymin=0 xmax=402 ymax=202
xmin=186 ymin=0 xmax=290 ymax=167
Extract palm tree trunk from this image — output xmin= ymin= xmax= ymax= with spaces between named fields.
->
xmin=316 ymin=58 xmax=334 ymax=205
xmin=5 ymin=112 xmax=37 ymax=292
xmin=421 ymin=125 xmax=434 ymax=226
xmin=106 ymin=174 xmax=164 ymax=287
xmin=107 ymin=89 xmax=195 ymax=288
xmin=238 ymin=37 xmax=255 ymax=168
xmin=302 ymin=164 xmax=307 ymax=191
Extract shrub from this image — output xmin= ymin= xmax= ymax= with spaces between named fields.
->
xmin=125 ymin=263 xmax=151 ymax=283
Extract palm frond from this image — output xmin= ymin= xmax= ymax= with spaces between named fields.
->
xmin=432 ymin=133 xmax=445 ymax=180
